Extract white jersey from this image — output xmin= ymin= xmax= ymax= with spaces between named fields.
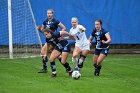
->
xmin=69 ymin=25 xmax=90 ymax=50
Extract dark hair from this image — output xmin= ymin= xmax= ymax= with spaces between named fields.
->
xmin=42 ymin=28 xmax=52 ymax=34
xmin=95 ymin=19 xmax=102 ymax=25
xmin=93 ymin=19 xmax=102 ymax=32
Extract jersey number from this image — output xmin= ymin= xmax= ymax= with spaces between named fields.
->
xmin=75 ymin=32 xmax=80 ymax=40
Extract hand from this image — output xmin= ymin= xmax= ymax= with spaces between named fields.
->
xmin=102 ymin=40 xmax=107 ymax=44
xmin=37 ymin=25 xmax=41 ymax=31
xmin=88 ymin=40 xmax=91 ymax=46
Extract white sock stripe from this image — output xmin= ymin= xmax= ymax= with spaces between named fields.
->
xmin=78 ymin=59 xmax=83 ymax=64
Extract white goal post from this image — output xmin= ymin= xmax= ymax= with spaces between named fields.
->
xmin=8 ymin=0 xmax=13 ymax=59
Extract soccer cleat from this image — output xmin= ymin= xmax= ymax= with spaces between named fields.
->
xmin=78 ymin=62 xmax=83 ymax=68
xmin=38 ymin=69 xmax=47 ymax=73
xmin=51 ymin=73 xmax=57 ymax=78
xmin=94 ymin=69 xmax=100 ymax=76
xmin=96 ymin=70 xmax=100 ymax=76
xmin=94 ymin=71 xmax=100 ymax=76
xmin=68 ymin=70 xmax=73 ymax=77
xmin=94 ymin=66 xmax=101 ymax=76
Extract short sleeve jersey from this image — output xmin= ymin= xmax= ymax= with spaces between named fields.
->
xmin=43 ymin=18 xmax=60 ymax=32
xmin=46 ymin=32 xmax=68 ymax=50
xmin=69 ymin=25 xmax=89 ymax=46
xmin=91 ymin=28 xmax=109 ymax=49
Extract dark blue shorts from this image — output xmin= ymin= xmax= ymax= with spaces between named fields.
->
xmin=94 ymin=48 xmax=109 ymax=56
xmin=54 ymin=44 xmax=71 ymax=53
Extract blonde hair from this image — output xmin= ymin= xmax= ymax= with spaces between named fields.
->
xmin=71 ymin=17 xmax=78 ymax=23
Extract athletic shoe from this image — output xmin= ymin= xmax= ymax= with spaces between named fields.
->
xmin=78 ymin=62 xmax=83 ymax=68
xmin=68 ymin=70 xmax=73 ymax=76
xmin=94 ymin=68 xmax=100 ymax=76
xmin=38 ymin=69 xmax=47 ymax=73
xmin=51 ymin=73 xmax=57 ymax=78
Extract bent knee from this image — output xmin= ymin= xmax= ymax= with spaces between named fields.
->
xmin=49 ymin=58 xmax=55 ymax=62
xmin=73 ymin=54 xmax=78 ymax=58
xmin=40 ymin=51 xmax=46 ymax=56
xmin=61 ymin=61 xmax=66 ymax=64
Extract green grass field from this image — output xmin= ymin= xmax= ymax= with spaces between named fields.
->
xmin=0 ymin=54 xmax=140 ymax=93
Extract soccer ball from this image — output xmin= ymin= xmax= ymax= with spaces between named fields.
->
xmin=72 ymin=71 xmax=81 ymax=80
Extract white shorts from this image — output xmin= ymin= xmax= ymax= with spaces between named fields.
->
xmin=75 ymin=43 xmax=90 ymax=51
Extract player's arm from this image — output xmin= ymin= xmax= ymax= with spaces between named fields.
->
xmin=102 ymin=32 xmax=111 ymax=44
xmin=60 ymin=31 xmax=75 ymax=40
xmin=37 ymin=25 xmax=46 ymax=33
xmin=89 ymin=31 xmax=95 ymax=45
xmin=63 ymin=36 xmax=75 ymax=40
xmin=37 ymin=20 xmax=47 ymax=32
xmin=58 ymin=23 xmax=66 ymax=31
xmin=80 ymin=25 xmax=86 ymax=32
xmin=89 ymin=36 xmax=93 ymax=43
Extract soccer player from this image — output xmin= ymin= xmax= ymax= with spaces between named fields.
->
xmin=42 ymin=28 xmax=73 ymax=77
xmin=89 ymin=19 xmax=111 ymax=76
xmin=37 ymin=9 xmax=66 ymax=73
xmin=66 ymin=17 xmax=90 ymax=71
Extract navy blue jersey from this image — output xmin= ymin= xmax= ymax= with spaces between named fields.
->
xmin=46 ymin=32 xmax=68 ymax=50
xmin=43 ymin=18 xmax=60 ymax=32
xmin=91 ymin=28 xmax=109 ymax=49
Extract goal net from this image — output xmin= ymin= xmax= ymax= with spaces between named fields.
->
xmin=0 ymin=0 xmax=42 ymax=58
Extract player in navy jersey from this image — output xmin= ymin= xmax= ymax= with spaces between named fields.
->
xmin=89 ymin=19 xmax=111 ymax=76
xmin=38 ymin=9 xmax=65 ymax=32
xmin=42 ymin=28 xmax=73 ymax=77
xmin=37 ymin=9 xmax=66 ymax=73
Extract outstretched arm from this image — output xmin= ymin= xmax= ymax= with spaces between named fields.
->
xmin=37 ymin=25 xmax=46 ymax=33
xmin=60 ymin=31 xmax=75 ymax=40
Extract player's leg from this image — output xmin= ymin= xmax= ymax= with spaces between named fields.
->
xmin=38 ymin=43 xmax=48 ymax=73
xmin=77 ymin=44 xmax=90 ymax=69
xmin=57 ymin=55 xmax=61 ymax=61
xmin=93 ymin=54 xmax=99 ymax=76
xmin=93 ymin=49 xmax=100 ymax=76
xmin=61 ymin=44 xmax=72 ymax=76
xmin=48 ymin=44 xmax=68 ymax=70
xmin=61 ymin=52 xmax=72 ymax=76
xmin=49 ymin=49 xmax=61 ymax=77
xmin=57 ymin=55 xmax=62 ymax=64
xmin=93 ymin=55 xmax=99 ymax=68
xmin=95 ymin=49 xmax=109 ymax=76
xmin=49 ymin=44 xmax=63 ymax=65
xmin=77 ymin=50 xmax=88 ymax=69
xmin=72 ymin=46 xmax=81 ymax=68
xmin=95 ymin=54 xmax=106 ymax=76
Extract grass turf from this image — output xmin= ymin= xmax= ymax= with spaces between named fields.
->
xmin=0 ymin=54 xmax=140 ymax=93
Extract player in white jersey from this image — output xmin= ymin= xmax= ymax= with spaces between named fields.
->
xmin=69 ymin=17 xmax=90 ymax=71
